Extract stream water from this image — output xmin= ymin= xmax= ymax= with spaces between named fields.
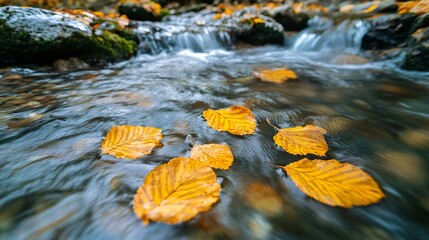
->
xmin=1 ymin=14 xmax=429 ymax=240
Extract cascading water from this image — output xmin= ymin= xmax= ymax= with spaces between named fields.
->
xmin=292 ymin=16 xmax=371 ymax=53
xmin=134 ymin=22 xmax=233 ymax=54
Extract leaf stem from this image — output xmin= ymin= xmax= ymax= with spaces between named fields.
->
xmin=266 ymin=118 xmax=279 ymax=131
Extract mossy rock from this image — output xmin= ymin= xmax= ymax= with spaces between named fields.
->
xmin=0 ymin=6 xmax=137 ymax=66
xmin=80 ymin=30 xmax=138 ymax=66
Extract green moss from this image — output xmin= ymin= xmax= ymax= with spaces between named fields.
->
xmin=0 ymin=19 xmax=137 ymax=66
xmin=80 ymin=31 xmax=138 ymax=66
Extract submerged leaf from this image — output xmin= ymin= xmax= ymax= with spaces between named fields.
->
xmin=254 ymin=68 xmax=297 ymax=83
xmin=273 ymin=125 xmax=328 ymax=156
xmin=190 ymin=144 xmax=234 ymax=169
xmin=203 ymin=106 xmax=257 ymax=135
xmin=133 ymin=157 xmax=221 ymax=224
xmin=282 ymin=158 xmax=385 ymax=208
xmin=101 ymin=125 xmax=162 ymax=159
xmin=243 ymin=182 xmax=283 ymax=215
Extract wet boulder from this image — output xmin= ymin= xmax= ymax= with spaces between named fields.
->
xmin=213 ymin=8 xmax=284 ymax=45
xmin=0 ymin=6 xmax=137 ymax=66
xmin=362 ymin=14 xmax=416 ymax=50
xmin=267 ymin=5 xmax=309 ymax=31
xmin=235 ymin=15 xmax=284 ymax=45
xmin=118 ymin=0 xmax=168 ymax=21
xmin=402 ymin=27 xmax=429 ymax=71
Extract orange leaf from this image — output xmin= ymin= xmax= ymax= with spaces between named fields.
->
xmin=190 ymin=144 xmax=234 ymax=169
xmin=410 ymin=0 xmax=429 ymax=15
xmin=254 ymin=68 xmax=297 ymax=84
xmin=212 ymin=13 xmax=222 ymax=20
xmin=282 ymin=158 xmax=385 ymax=208
xmin=133 ymin=157 xmax=221 ymax=224
xmin=101 ymin=125 xmax=162 ymax=159
xmin=273 ymin=125 xmax=328 ymax=156
xmin=203 ymin=106 xmax=257 ymax=135
xmin=397 ymin=1 xmax=418 ymax=14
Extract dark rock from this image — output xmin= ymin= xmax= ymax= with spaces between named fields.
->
xmin=362 ymin=14 xmax=417 ymax=50
xmin=235 ymin=16 xmax=284 ymax=45
xmin=267 ymin=5 xmax=309 ymax=31
xmin=411 ymin=13 xmax=429 ymax=33
xmin=213 ymin=8 xmax=284 ymax=45
xmin=402 ymin=28 xmax=429 ymax=71
xmin=0 ymin=6 xmax=137 ymax=66
xmin=118 ymin=0 xmax=168 ymax=21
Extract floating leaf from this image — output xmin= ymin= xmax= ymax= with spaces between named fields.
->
xmin=203 ymin=106 xmax=257 ymax=135
xmin=282 ymin=158 xmax=385 ymax=208
xmin=273 ymin=125 xmax=328 ymax=156
xmin=190 ymin=144 xmax=234 ymax=169
xmin=133 ymin=157 xmax=221 ymax=224
xmin=254 ymin=68 xmax=297 ymax=84
xmin=101 ymin=125 xmax=162 ymax=159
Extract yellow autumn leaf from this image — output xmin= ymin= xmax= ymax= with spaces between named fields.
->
xmin=203 ymin=106 xmax=257 ymax=135
xmin=252 ymin=17 xmax=265 ymax=24
xmin=361 ymin=3 xmax=379 ymax=13
xmin=273 ymin=125 xmax=328 ymax=156
xmin=254 ymin=68 xmax=298 ymax=84
xmin=190 ymin=144 xmax=234 ymax=169
xmin=101 ymin=125 xmax=162 ymax=159
xmin=133 ymin=157 xmax=221 ymax=224
xmin=282 ymin=158 xmax=385 ymax=208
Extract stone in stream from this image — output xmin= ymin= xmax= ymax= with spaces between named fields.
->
xmin=213 ymin=8 xmax=284 ymax=45
xmin=329 ymin=54 xmax=370 ymax=65
xmin=402 ymin=27 xmax=429 ymax=71
xmin=362 ymin=14 xmax=417 ymax=50
xmin=118 ymin=0 xmax=168 ymax=21
xmin=265 ymin=5 xmax=310 ymax=31
xmin=0 ymin=6 xmax=138 ymax=66
xmin=53 ymin=57 xmax=90 ymax=71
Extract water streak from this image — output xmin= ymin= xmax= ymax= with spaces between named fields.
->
xmin=292 ymin=16 xmax=371 ymax=53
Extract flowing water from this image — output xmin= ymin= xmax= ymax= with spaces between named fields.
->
xmin=1 ymin=14 xmax=429 ymax=240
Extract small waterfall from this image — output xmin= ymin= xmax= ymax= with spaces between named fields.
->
xmin=292 ymin=16 xmax=371 ymax=53
xmin=134 ymin=22 xmax=233 ymax=54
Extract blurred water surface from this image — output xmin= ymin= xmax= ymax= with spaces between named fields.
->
xmin=1 ymin=37 xmax=429 ymax=240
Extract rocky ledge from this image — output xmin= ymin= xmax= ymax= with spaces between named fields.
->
xmin=0 ymin=6 xmax=138 ymax=66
